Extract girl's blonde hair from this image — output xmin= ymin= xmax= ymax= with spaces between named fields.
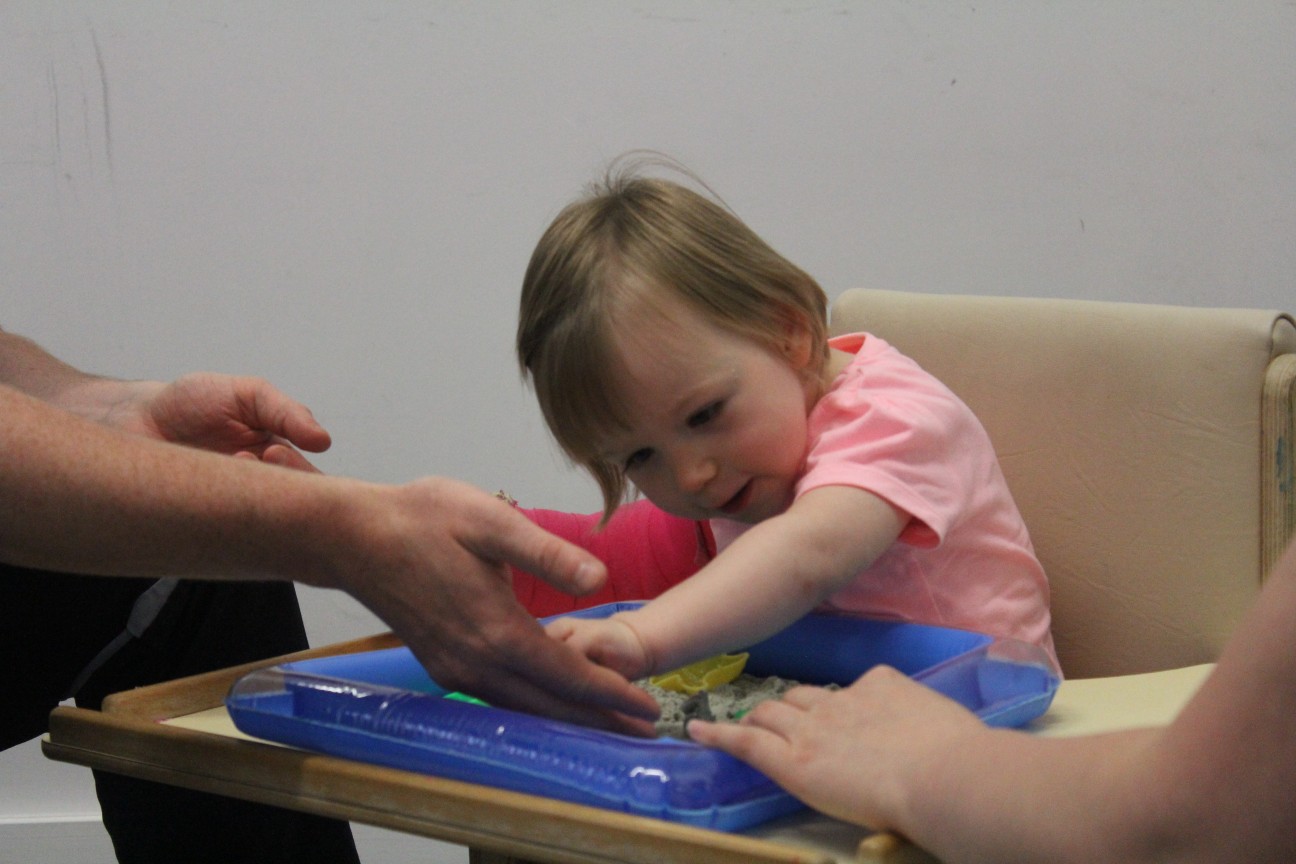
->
xmin=517 ymin=155 xmax=829 ymax=520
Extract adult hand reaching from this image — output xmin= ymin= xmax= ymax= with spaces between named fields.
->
xmin=321 ymin=477 xmax=661 ymax=733
xmin=0 ymin=339 xmax=659 ymax=733
xmin=106 ymin=375 xmax=658 ymax=730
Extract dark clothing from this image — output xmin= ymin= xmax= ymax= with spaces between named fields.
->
xmin=2 ymin=564 xmax=360 ymax=864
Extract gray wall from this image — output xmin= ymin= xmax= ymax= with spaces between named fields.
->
xmin=2 ymin=3 xmax=1292 ymax=861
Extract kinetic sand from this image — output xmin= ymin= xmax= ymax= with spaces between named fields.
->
xmin=642 ymin=673 xmax=839 ymax=738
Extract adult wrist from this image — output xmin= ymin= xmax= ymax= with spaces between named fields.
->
xmin=278 ymin=474 xmax=396 ymax=595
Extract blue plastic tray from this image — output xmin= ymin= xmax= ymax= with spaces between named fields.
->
xmin=226 ymin=603 xmax=1058 ymax=831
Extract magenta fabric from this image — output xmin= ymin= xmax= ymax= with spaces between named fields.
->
xmin=512 ymin=499 xmax=712 ymax=617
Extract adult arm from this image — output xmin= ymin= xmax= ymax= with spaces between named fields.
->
xmin=0 ymin=379 xmax=658 ymax=732
xmin=689 ymin=541 xmax=1296 ymax=863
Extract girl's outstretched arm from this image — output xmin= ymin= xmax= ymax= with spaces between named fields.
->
xmin=566 ymin=485 xmax=905 ymax=676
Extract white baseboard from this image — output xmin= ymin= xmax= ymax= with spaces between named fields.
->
xmin=0 ymin=818 xmax=468 ymax=864
xmin=353 ymin=824 xmax=468 ymax=864
xmin=0 ymin=819 xmax=114 ymax=864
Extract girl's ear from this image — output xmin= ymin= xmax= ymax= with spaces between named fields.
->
xmin=780 ymin=314 xmax=814 ymax=370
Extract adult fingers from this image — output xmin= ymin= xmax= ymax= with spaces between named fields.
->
xmin=687 ymin=718 xmax=788 ymax=768
xmin=465 ymin=497 xmax=608 ymax=596
xmin=473 ymin=658 xmax=659 ymax=735
xmin=256 ymin=440 xmax=324 ymax=473
xmin=242 ymin=379 xmax=332 ymax=453
xmin=780 ymin=684 xmax=834 ymax=708
xmin=412 ymin=622 xmax=661 ymax=730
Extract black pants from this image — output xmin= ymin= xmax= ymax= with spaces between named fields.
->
xmin=2 ymin=565 xmax=360 ymax=864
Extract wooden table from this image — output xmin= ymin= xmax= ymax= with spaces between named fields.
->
xmin=43 ymin=633 xmax=1211 ymax=864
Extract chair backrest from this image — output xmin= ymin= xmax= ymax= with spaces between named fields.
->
xmin=829 ymin=288 xmax=1296 ymax=678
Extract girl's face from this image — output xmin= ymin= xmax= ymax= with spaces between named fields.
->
xmin=596 ymin=294 xmax=817 ymax=524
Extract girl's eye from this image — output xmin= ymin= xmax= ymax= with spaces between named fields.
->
xmin=624 ymin=448 xmax=652 ymax=471
xmin=687 ymin=401 xmax=723 ymax=428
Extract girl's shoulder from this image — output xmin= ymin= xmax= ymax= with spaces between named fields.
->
xmin=826 ymin=332 xmax=926 ymax=383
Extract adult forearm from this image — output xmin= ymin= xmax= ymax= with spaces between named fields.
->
xmin=0 ymin=383 xmax=348 ymax=585
xmin=897 ymin=727 xmax=1165 ymax=864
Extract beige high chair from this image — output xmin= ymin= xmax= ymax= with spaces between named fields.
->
xmin=830 ymin=288 xmax=1296 ymax=679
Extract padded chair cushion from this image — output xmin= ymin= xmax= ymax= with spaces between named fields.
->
xmin=830 ymin=288 xmax=1296 ymax=677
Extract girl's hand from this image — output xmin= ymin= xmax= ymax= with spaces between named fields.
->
xmin=545 ymin=614 xmax=652 ymax=680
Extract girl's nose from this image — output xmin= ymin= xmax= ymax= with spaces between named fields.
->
xmin=673 ymin=449 xmax=717 ymax=494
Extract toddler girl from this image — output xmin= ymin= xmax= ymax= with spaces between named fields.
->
xmin=516 ymin=159 xmax=1058 ymax=680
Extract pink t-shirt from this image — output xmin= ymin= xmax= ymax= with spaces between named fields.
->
xmin=711 ymin=333 xmax=1058 ymax=665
